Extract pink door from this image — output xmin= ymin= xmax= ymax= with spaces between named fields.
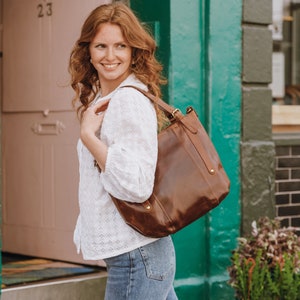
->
xmin=2 ymin=0 xmax=109 ymax=264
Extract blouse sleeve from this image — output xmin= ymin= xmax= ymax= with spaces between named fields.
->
xmin=100 ymin=88 xmax=158 ymax=203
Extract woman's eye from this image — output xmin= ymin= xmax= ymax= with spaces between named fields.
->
xmin=95 ymin=44 xmax=105 ymax=49
xmin=117 ymin=44 xmax=127 ymax=49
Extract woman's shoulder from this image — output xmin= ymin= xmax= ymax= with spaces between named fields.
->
xmin=112 ymin=75 xmax=150 ymax=104
xmin=116 ymin=86 xmax=146 ymax=99
xmin=118 ymin=74 xmax=147 ymax=93
xmin=111 ymin=88 xmax=152 ymax=114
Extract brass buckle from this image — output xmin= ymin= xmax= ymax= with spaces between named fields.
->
xmin=171 ymin=108 xmax=180 ymax=118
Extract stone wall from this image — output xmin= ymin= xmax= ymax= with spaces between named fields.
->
xmin=241 ymin=0 xmax=276 ymax=233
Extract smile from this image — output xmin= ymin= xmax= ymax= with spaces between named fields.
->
xmin=102 ymin=63 xmax=119 ymax=69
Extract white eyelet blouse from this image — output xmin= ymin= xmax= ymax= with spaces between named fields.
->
xmin=73 ymin=74 xmax=159 ymax=260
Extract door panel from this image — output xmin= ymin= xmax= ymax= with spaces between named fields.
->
xmin=2 ymin=0 xmax=102 ymax=112
xmin=3 ymin=0 xmax=43 ymax=111
xmin=2 ymin=0 xmax=107 ymax=264
xmin=2 ymin=111 xmax=82 ymax=262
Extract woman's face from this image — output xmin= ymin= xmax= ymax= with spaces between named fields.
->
xmin=89 ymin=23 xmax=132 ymax=94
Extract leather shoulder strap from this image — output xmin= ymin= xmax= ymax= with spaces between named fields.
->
xmin=121 ymin=85 xmax=175 ymax=116
xmin=122 ymin=86 xmax=218 ymax=174
xmin=121 ymin=85 xmax=198 ymax=134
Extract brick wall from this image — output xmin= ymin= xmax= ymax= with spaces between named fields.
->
xmin=275 ymin=144 xmax=300 ymax=234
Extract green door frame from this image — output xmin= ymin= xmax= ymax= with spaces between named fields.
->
xmin=132 ymin=0 xmax=242 ymax=298
xmin=170 ymin=1 xmax=242 ymax=299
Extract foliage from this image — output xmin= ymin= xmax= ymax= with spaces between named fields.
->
xmin=228 ymin=217 xmax=300 ymax=300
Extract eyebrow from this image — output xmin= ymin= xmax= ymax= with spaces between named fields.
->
xmin=91 ymin=40 xmax=127 ymax=45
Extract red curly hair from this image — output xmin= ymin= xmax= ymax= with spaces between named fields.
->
xmin=69 ymin=2 xmax=167 ymax=124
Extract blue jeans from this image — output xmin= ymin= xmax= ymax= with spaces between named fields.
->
xmin=103 ymin=236 xmax=177 ymax=300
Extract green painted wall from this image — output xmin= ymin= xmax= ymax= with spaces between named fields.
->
xmin=131 ymin=0 xmax=242 ymax=298
xmin=169 ymin=1 xmax=209 ymax=299
xmin=206 ymin=1 xmax=242 ymax=298
xmin=169 ymin=0 xmax=242 ymax=299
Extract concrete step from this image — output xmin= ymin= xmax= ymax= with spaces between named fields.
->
xmin=1 ymin=272 xmax=107 ymax=300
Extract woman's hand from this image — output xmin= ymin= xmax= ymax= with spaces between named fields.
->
xmin=80 ymin=99 xmax=110 ymax=139
xmin=80 ymin=99 xmax=110 ymax=172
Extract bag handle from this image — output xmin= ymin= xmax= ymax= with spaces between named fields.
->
xmin=122 ymin=85 xmax=198 ymax=134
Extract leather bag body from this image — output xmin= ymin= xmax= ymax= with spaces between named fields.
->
xmin=110 ymin=86 xmax=230 ymax=238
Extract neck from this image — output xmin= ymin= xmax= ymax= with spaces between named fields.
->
xmin=99 ymin=73 xmax=132 ymax=97
xmin=100 ymin=85 xmax=116 ymax=97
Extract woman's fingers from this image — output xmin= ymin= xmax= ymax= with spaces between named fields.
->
xmin=80 ymin=99 xmax=110 ymax=135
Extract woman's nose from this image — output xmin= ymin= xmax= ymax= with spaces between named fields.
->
xmin=106 ymin=47 xmax=115 ymax=60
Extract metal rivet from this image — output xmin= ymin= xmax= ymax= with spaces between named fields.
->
xmin=209 ymin=169 xmax=215 ymax=175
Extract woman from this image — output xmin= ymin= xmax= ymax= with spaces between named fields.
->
xmin=69 ymin=3 xmax=177 ymax=300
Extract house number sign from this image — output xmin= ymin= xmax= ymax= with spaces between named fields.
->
xmin=37 ymin=2 xmax=53 ymax=18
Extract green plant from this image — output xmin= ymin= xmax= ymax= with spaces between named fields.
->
xmin=228 ymin=217 xmax=300 ymax=300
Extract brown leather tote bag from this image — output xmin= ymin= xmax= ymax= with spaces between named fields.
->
xmin=110 ymin=86 xmax=230 ymax=238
